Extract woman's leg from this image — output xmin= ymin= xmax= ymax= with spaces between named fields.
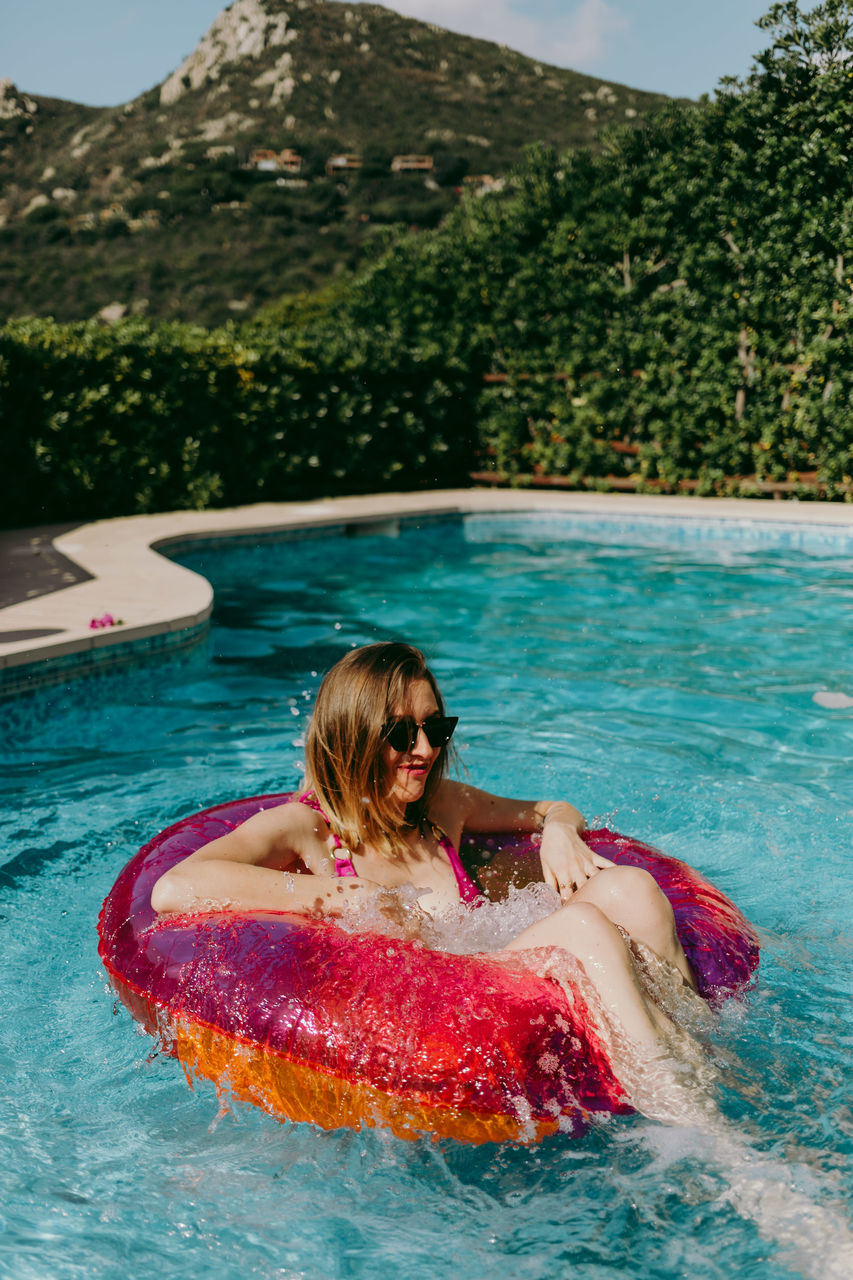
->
xmin=574 ymin=866 xmax=696 ymax=989
xmin=505 ymin=901 xmax=673 ymax=1052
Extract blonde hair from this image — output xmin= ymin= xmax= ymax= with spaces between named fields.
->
xmin=303 ymin=642 xmax=450 ymax=856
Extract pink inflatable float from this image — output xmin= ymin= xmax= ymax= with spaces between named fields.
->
xmin=98 ymin=793 xmax=759 ymax=1143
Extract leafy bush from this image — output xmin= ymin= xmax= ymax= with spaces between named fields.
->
xmin=0 ymin=317 xmax=478 ymax=527
xmin=246 ymin=185 xmax=293 ymax=217
xmin=25 ymin=203 xmax=63 ymax=224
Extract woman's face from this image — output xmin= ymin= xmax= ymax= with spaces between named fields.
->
xmin=381 ymin=678 xmax=442 ymax=810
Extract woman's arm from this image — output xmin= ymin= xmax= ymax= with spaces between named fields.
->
xmin=436 ymin=780 xmax=613 ymax=901
xmin=150 ymin=803 xmax=376 ymax=917
xmin=151 ymin=857 xmax=378 ymax=916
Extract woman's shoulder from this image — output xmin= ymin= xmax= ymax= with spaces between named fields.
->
xmin=432 ymin=777 xmax=467 ymax=809
xmin=433 ymin=778 xmax=504 ymax=810
xmin=208 ymin=796 xmax=335 ymax=876
xmin=433 ymin=779 xmax=540 ymax=834
xmin=431 ymin=778 xmax=488 ymax=827
xmin=242 ymin=794 xmax=319 ymax=829
xmin=234 ymin=796 xmax=334 ymax=857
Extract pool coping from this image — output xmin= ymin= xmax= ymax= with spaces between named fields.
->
xmin=2 ymin=488 xmax=852 ymax=692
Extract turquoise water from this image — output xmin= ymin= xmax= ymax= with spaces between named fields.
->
xmin=3 ymin=512 xmax=853 ymax=1280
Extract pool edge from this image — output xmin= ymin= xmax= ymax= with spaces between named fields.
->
xmin=2 ymin=489 xmax=852 ymax=695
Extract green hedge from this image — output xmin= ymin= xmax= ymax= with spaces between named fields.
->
xmin=0 ymin=317 xmax=478 ymax=527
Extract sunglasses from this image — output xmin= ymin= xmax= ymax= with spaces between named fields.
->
xmin=382 ymin=715 xmax=458 ymax=754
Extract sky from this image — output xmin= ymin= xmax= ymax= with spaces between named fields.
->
xmin=4 ymin=0 xmax=773 ymax=107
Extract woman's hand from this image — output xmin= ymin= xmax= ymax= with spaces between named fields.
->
xmin=432 ymin=781 xmax=613 ymax=902
xmin=539 ymin=809 xmax=614 ymax=901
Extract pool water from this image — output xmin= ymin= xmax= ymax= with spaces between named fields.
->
xmin=3 ymin=512 xmax=853 ymax=1280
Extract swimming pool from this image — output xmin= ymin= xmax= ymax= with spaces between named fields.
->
xmin=3 ymin=512 xmax=852 ymax=1279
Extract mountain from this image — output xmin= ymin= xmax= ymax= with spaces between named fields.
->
xmin=0 ymin=0 xmax=675 ymax=326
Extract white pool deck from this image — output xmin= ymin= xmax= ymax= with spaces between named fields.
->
xmin=2 ymin=489 xmax=852 ymax=681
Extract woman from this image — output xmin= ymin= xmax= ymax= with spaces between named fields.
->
xmin=152 ymin=641 xmax=695 ymax=1059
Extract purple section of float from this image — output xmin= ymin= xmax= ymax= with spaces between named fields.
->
xmin=588 ymin=831 xmax=759 ymax=998
xmin=465 ymin=829 xmax=759 ymax=1000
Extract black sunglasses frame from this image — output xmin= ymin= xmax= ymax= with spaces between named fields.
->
xmin=382 ymin=715 xmax=458 ymax=754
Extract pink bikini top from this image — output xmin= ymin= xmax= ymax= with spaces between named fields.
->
xmin=296 ymin=792 xmax=483 ymax=906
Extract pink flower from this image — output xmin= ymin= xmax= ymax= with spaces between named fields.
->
xmin=89 ymin=613 xmax=123 ymax=630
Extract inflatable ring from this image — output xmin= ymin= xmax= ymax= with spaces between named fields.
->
xmin=97 ymin=794 xmax=759 ymax=1144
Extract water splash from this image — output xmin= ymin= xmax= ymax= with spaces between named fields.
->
xmin=640 ymin=1122 xmax=853 ymax=1280
xmin=588 ymin=940 xmax=853 ymax=1277
xmin=336 ymin=880 xmax=564 ymax=950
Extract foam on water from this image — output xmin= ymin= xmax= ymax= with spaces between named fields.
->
xmin=640 ymin=1123 xmax=853 ymax=1280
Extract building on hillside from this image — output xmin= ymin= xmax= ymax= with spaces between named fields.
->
xmin=325 ymin=153 xmax=362 ymax=176
xmin=391 ymin=155 xmax=434 ymax=174
xmin=249 ymin=149 xmax=279 ymax=171
xmin=277 ymin=149 xmax=303 ymax=173
xmin=70 ymin=212 xmax=97 ymax=231
xmin=247 ymin=148 xmax=303 ymax=173
xmin=462 ymin=174 xmax=499 ymax=193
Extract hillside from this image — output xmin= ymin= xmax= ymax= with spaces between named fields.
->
xmin=0 ymin=0 xmax=673 ymax=326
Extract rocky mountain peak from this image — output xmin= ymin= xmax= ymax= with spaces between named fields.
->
xmin=160 ymin=0 xmax=304 ymax=106
xmin=0 ymin=79 xmax=39 ymax=125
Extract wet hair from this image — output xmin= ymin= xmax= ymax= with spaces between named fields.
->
xmin=303 ymin=642 xmax=450 ymax=856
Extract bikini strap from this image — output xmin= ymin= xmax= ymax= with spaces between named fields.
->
xmin=427 ymin=819 xmax=483 ymax=907
xmin=297 ymin=794 xmax=477 ymax=896
xmin=333 ymin=853 xmax=358 ymax=878
xmin=296 ymin=791 xmax=357 ymax=875
xmin=296 ymin=789 xmax=342 ymax=846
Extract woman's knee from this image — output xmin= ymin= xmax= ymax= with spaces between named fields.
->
xmin=551 ymin=900 xmax=633 ymax=962
xmin=558 ymin=899 xmax=612 ymax=931
xmin=507 ymin=899 xmax=625 ymax=959
xmin=584 ymin=866 xmax=674 ymax=924
xmin=578 ymin=866 xmax=685 ymax=961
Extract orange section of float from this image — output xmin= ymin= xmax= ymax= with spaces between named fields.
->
xmin=170 ymin=1006 xmax=560 ymax=1145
